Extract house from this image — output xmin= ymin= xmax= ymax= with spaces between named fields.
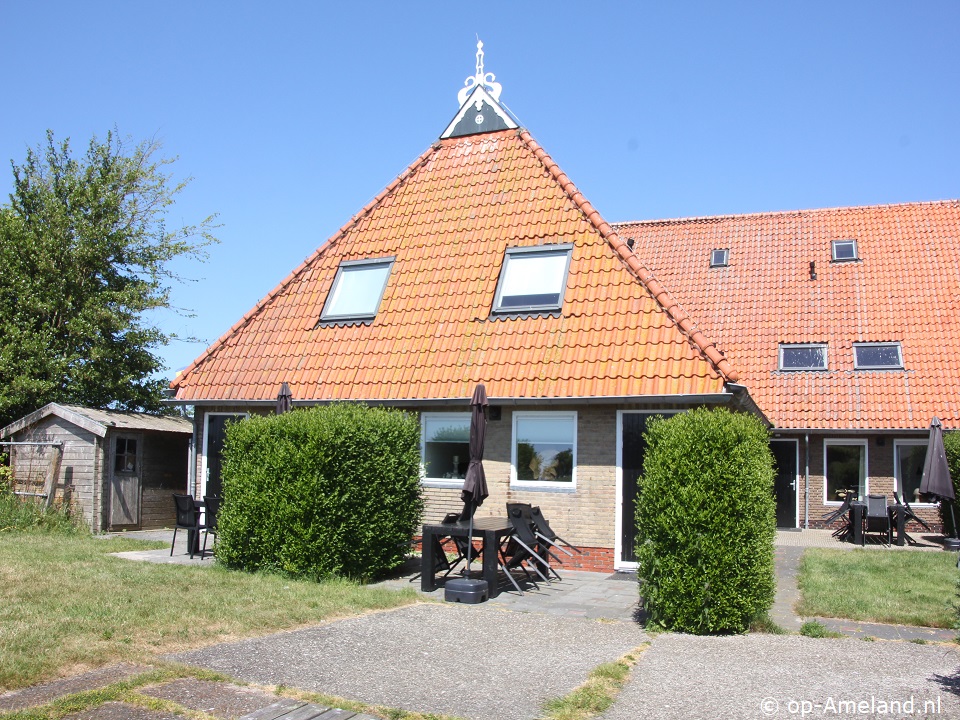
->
xmin=615 ymin=202 xmax=960 ymax=530
xmin=1 ymin=403 xmax=192 ymax=532
xmin=169 ymin=47 xmax=958 ymax=570
xmin=168 ymin=45 xmax=756 ymax=571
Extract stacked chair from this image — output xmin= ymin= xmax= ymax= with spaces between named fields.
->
xmin=499 ymin=503 xmax=583 ymax=594
xmin=821 ymin=487 xmax=858 ymax=542
xmin=892 ymin=491 xmax=932 ymax=545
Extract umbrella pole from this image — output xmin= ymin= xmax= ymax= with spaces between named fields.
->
xmin=464 ymin=511 xmax=474 ymax=577
xmin=951 ymin=502 xmax=959 ymax=540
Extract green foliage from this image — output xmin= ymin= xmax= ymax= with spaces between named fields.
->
xmin=799 ymin=620 xmax=842 ymax=638
xmin=939 ymin=431 xmax=960 ymax=535
xmin=0 ymin=130 xmax=218 ymax=427
xmin=0 ymin=481 xmax=83 ymax=534
xmin=216 ymin=404 xmax=424 ymax=581
xmin=635 ymin=407 xmax=776 ymax=634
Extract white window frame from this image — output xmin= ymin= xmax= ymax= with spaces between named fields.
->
xmin=823 ymin=438 xmax=869 ymax=505
xmin=492 ymin=244 xmax=573 ymax=314
xmin=319 ymin=257 xmax=394 ymax=322
xmin=779 ymin=343 xmax=828 ymax=371
xmin=853 ymin=342 xmax=904 ymax=370
xmin=710 ymin=248 xmax=729 ymax=267
xmin=420 ymin=412 xmax=472 ymax=488
xmin=893 ymin=439 xmax=935 ymax=507
xmin=511 ymin=411 xmax=577 ymax=490
xmin=831 ymin=239 xmax=859 ymax=262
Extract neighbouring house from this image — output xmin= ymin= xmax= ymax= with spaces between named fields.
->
xmin=615 ymin=202 xmax=960 ymax=531
xmin=1 ymin=403 xmax=192 ymax=532
xmin=168 ymin=48 xmax=958 ymax=570
xmin=168 ymin=45 xmax=756 ymax=571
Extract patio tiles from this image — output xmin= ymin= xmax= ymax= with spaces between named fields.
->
xmin=139 ymin=678 xmax=281 ymax=718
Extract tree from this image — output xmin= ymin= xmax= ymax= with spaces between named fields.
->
xmin=0 ymin=130 xmax=217 ymax=427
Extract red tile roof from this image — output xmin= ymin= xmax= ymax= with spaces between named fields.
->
xmin=171 ymin=129 xmax=736 ymax=404
xmin=615 ymin=200 xmax=960 ymax=430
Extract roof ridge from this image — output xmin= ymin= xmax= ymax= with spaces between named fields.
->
xmin=613 ymin=198 xmax=960 ymax=228
xmin=516 ymin=129 xmax=740 ymax=383
xmin=170 ymin=142 xmax=441 ymax=390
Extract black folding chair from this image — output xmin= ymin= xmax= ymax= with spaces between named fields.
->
xmin=201 ymin=495 xmax=221 ymax=558
xmin=439 ymin=512 xmax=484 ymax=579
xmin=821 ymin=488 xmax=857 ymax=542
xmin=503 ymin=503 xmax=559 ymax=585
xmin=171 ymin=493 xmax=206 ymax=559
xmin=862 ymin=494 xmax=891 ymax=545
xmin=892 ymin=491 xmax=932 ymax=545
xmin=530 ymin=506 xmax=582 ymax=556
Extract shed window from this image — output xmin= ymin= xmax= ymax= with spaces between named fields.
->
xmin=493 ymin=245 xmax=572 ymax=313
xmin=831 ymin=239 xmax=858 ymax=262
xmin=320 ymin=258 xmax=394 ymax=321
xmin=779 ymin=343 xmax=828 ymax=371
xmin=114 ymin=437 xmax=138 ymax=473
xmin=710 ymin=248 xmax=729 ymax=267
xmin=854 ymin=342 xmax=903 ymax=370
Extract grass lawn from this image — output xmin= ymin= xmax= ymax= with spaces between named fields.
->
xmin=0 ymin=532 xmax=420 ymax=692
xmin=796 ymin=548 xmax=957 ymax=629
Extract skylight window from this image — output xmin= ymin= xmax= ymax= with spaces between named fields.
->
xmin=493 ymin=245 xmax=572 ymax=313
xmin=320 ymin=258 xmax=394 ymax=322
xmin=831 ymin=239 xmax=859 ymax=262
xmin=779 ymin=343 xmax=828 ymax=371
xmin=854 ymin=342 xmax=903 ymax=370
xmin=710 ymin=249 xmax=729 ymax=268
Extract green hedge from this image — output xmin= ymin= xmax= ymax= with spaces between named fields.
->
xmin=635 ymin=407 xmax=776 ymax=634
xmin=215 ymin=404 xmax=423 ymax=581
xmin=939 ymin=431 xmax=960 ymax=535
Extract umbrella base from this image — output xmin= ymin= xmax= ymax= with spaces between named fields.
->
xmin=444 ymin=578 xmax=488 ymax=604
xmin=942 ymin=537 xmax=960 ymax=551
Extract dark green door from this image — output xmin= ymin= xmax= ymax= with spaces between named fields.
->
xmin=205 ymin=414 xmax=245 ymax=498
xmin=621 ymin=412 xmax=676 ymax=564
xmin=770 ymin=440 xmax=798 ymax=528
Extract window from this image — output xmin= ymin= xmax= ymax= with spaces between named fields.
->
xmin=320 ymin=258 xmax=394 ymax=321
xmin=854 ymin=342 xmax=903 ymax=370
xmin=824 ymin=440 xmax=867 ymax=503
xmin=894 ymin=441 xmax=933 ymax=505
xmin=421 ymin=413 xmax=471 ymax=485
xmin=831 ymin=239 xmax=858 ymax=262
xmin=493 ymin=245 xmax=572 ymax=313
xmin=710 ymin=248 xmax=729 ymax=267
xmin=512 ymin=412 xmax=576 ymax=488
xmin=779 ymin=343 xmax=828 ymax=371
xmin=114 ymin=437 xmax=137 ymax=474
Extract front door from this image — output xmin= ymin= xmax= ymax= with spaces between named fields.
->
xmin=770 ymin=439 xmax=798 ymax=528
xmin=110 ymin=434 xmax=141 ymax=527
xmin=202 ymin=414 xmax=247 ymax=498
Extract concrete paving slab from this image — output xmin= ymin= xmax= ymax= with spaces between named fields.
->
xmin=140 ymin=678 xmax=280 ymax=718
xmin=169 ymin=603 xmax=647 ymax=720
xmin=0 ymin=663 xmax=156 ymax=711
xmin=62 ymin=701 xmax=183 ymax=720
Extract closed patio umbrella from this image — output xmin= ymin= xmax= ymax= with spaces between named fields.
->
xmin=460 ymin=384 xmax=489 ymax=573
xmin=276 ymin=382 xmax=293 ymax=414
xmin=919 ymin=417 xmax=958 ymax=547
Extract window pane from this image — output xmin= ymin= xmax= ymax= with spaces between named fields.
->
xmin=498 ymin=251 xmax=569 ymax=309
xmin=832 ymin=240 xmax=857 ymax=260
xmin=323 ymin=263 xmax=391 ymax=318
xmin=854 ymin=344 xmax=902 ymax=369
xmin=897 ymin=445 xmax=928 ymax=503
xmin=781 ymin=345 xmax=826 ymax=370
xmin=423 ymin=416 xmax=470 ymax=480
xmin=710 ymin=249 xmax=728 ymax=267
xmin=825 ymin=444 xmax=864 ymax=501
xmin=516 ymin=416 xmax=574 ymax=483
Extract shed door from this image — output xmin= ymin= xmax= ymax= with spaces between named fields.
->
xmin=110 ymin=435 xmax=141 ymax=527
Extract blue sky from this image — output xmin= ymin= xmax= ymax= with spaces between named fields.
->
xmin=2 ymin=2 xmax=958 ymax=380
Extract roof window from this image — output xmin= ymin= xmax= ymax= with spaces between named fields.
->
xmin=779 ymin=343 xmax=828 ymax=371
xmin=493 ymin=245 xmax=572 ymax=314
xmin=320 ymin=258 xmax=394 ymax=322
xmin=853 ymin=342 xmax=903 ymax=370
xmin=831 ymin=239 xmax=859 ymax=262
xmin=710 ymin=249 xmax=729 ymax=268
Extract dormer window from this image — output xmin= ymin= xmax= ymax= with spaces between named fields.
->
xmin=710 ymin=249 xmax=729 ymax=268
xmin=854 ymin=342 xmax=903 ymax=370
xmin=493 ymin=245 xmax=572 ymax=314
xmin=320 ymin=258 xmax=394 ymax=322
xmin=831 ymin=239 xmax=858 ymax=262
xmin=779 ymin=343 xmax=828 ymax=371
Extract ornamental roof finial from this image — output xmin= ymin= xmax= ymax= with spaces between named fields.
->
xmin=457 ymin=39 xmax=502 ymax=107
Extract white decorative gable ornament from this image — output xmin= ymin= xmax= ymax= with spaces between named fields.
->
xmin=440 ymin=40 xmax=519 ymax=140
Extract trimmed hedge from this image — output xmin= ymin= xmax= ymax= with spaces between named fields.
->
xmin=215 ymin=404 xmax=424 ymax=581
xmin=635 ymin=407 xmax=776 ymax=634
xmin=939 ymin=431 xmax=960 ymax=535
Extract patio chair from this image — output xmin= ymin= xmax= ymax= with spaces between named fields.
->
xmin=821 ymin=487 xmax=858 ymax=542
xmin=201 ymin=495 xmax=221 ymax=559
xmin=892 ymin=491 xmax=932 ymax=544
xmin=503 ymin=503 xmax=560 ymax=584
xmin=862 ymin=494 xmax=892 ymax=546
xmin=171 ymin=493 xmax=206 ymax=559
xmin=530 ymin=506 xmax=582 ymax=556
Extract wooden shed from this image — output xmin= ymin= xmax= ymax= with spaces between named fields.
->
xmin=1 ymin=403 xmax=192 ymax=532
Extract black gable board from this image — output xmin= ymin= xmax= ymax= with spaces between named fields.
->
xmin=446 ymin=98 xmax=513 ymax=138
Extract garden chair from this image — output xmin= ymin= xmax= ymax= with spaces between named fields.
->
xmin=502 ymin=503 xmax=558 ymax=586
xmin=439 ymin=512 xmax=485 ymax=579
xmin=862 ymin=494 xmax=891 ymax=546
xmin=530 ymin=505 xmax=582 ymax=557
xmin=170 ymin=493 xmax=206 ymax=559
xmin=892 ymin=491 xmax=932 ymax=545
xmin=821 ymin=487 xmax=857 ymax=542
xmin=201 ymin=495 xmax=221 ymax=559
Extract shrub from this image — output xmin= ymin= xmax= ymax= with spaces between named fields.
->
xmin=215 ymin=404 xmax=423 ymax=581
xmin=939 ymin=431 xmax=960 ymax=535
xmin=635 ymin=407 xmax=776 ymax=634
